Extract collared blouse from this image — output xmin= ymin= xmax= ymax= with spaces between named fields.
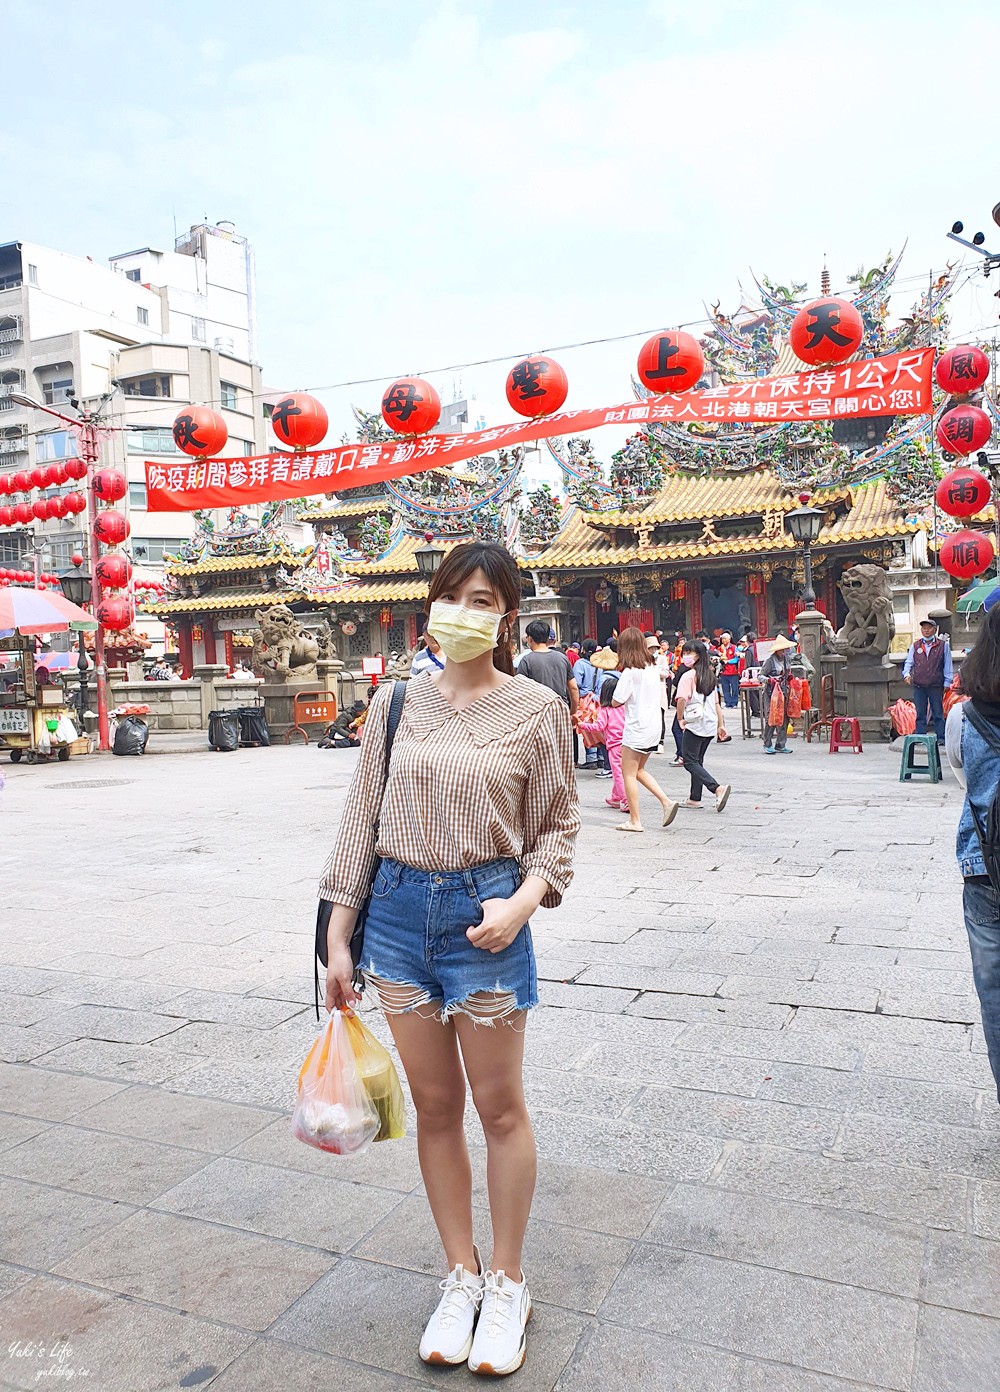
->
xmin=319 ymin=673 xmax=580 ymax=910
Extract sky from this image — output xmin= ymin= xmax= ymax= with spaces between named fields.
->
xmin=9 ymin=0 xmax=1000 ymax=442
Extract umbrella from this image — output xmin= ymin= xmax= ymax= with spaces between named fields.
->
xmin=36 ymin=650 xmax=93 ymax=671
xmin=955 ymin=580 xmax=1000 ymax=615
xmin=0 ymin=588 xmax=97 ymax=636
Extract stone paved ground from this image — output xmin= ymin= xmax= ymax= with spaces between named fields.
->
xmin=1 ymin=727 xmax=998 ymax=1391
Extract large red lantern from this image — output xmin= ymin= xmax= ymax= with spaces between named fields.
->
xmin=936 ymin=404 xmax=992 ymax=457
xmin=50 ymin=462 xmax=68 ymax=486
xmin=789 ymin=297 xmax=864 ymax=366
xmin=505 ymin=357 xmax=568 ymax=418
xmin=935 ymin=467 xmax=992 ymax=518
xmin=95 ymin=554 xmax=132 ymax=589
xmin=28 ymin=467 xmax=45 ymax=489
xmin=92 ymin=468 xmax=127 ymax=502
xmin=936 ymin=344 xmax=990 ymax=396
xmin=381 ymin=378 xmax=442 ymax=435
xmin=13 ymin=470 xmax=30 ymax=492
xmin=96 ymin=596 xmax=133 ymax=631
xmin=939 ymin=529 xmax=995 ymax=581
xmin=0 ymin=507 xmax=12 ymax=527
xmin=0 ymin=475 xmax=9 ymax=494
xmin=13 ymin=503 xmax=32 ymax=525
xmin=31 ymin=499 xmax=48 ymax=521
xmin=49 ymin=496 xmax=68 ymax=519
xmin=172 ymin=406 xmax=228 ymax=457
xmin=63 ymin=492 xmax=86 ymax=515
xmin=269 ymin=393 xmax=329 ymax=449
xmin=65 ymin=459 xmax=88 ymax=481
xmin=94 ymin=509 xmax=130 ymax=545
xmin=636 ymin=331 xmax=704 ymax=394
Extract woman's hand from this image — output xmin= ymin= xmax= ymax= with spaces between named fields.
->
xmin=467 ymin=897 xmax=526 ymax=954
xmin=325 ymin=942 xmax=362 ymax=1011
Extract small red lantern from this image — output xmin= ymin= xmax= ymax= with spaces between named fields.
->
xmin=0 ymin=508 xmax=11 ymax=527
xmin=789 ymin=297 xmax=864 ymax=366
xmin=939 ymin=529 xmax=995 ymax=581
xmin=936 ymin=405 xmax=992 ymax=457
xmin=71 ymin=552 xmax=84 ymax=566
xmin=14 ymin=502 xmax=32 ymax=524
xmin=49 ymin=496 xmax=68 ymax=519
xmin=13 ymin=470 xmax=31 ymax=492
xmin=94 ymin=509 xmax=130 ymax=545
xmin=172 ymin=406 xmax=228 ymax=457
xmin=96 ymin=596 xmax=133 ymax=631
xmin=92 ymin=468 xmax=127 ymax=502
xmin=50 ymin=462 xmax=69 ymax=486
xmin=95 ymin=554 xmax=132 ymax=589
xmin=505 ymin=357 xmax=568 ymax=418
xmin=0 ymin=475 xmax=9 ymax=494
xmin=66 ymin=459 xmax=88 ymax=481
xmin=935 ymin=467 xmax=992 ymax=519
xmin=936 ymin=344 xmax=990 ymax=396
xmin=636 ymin=331 xmax=704 ymax=394
xmin=269 ymin=392 xmax=329 ymax=449
xmin=31 ymin=499 xmax=48 ymax=521
xmin=28 ymin=467 xmax=45 ymax=489
xmin=64 ymin=492 xmax=86 ymax=515
xmin=381 ymin=378 xmax=442 ymax=435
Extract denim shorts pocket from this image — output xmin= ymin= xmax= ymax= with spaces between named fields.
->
xmin=370 ymin=860 xmax=399 ymax=899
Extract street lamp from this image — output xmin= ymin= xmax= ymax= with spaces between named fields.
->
xmin=58 ymin=560 xmax=92 ymax=729
xmin=414 ymin=531 xmax=445 ymax=578
xmin=785 ymin=499 xmax=824 ymax=607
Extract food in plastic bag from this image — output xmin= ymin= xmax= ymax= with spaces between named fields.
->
xmin=342 ymin=1010 xmax=406 ymax=1142
xmin=786 ymin=680 xmax=802 ymax=720
xmin=291 ymin=1009 xmax=380 ymax=1155
xmin=767 ymin=685 xmax=785 ymax=726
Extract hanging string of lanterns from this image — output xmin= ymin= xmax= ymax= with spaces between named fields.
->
xmin=933 ymin=346 xmax=995 ymax=582
xmin=0 ymin=454 xmax=89 ymax=529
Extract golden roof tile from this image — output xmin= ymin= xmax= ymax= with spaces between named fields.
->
xmin=588 ymin=471 xmax=845 ymax=526
xmin=139 ymin=589 xmax=308 ymax=615
xmin=164 ymin=550 xmax=300 ymax=578
xmin=299 ymin=498 xmax=393 ymax=522
xmin=341 ymin=533 xmax=462 ymax=576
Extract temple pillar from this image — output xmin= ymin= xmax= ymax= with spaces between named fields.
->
xmin=177 ymin=619 xmax=194 ymax=679
xmin=753 ymin=591 xmax=769 ymax=637
xmin=203 ymin=620 xmax=218 ymax=665
xmin=795 ymin=607 xmax=825 ymax=682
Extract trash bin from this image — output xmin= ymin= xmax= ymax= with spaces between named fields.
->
xmin=113 ymin=715 xmax=149 ymax=756
xmin=237 ymin=705 xmax=270 ymax=747
xmin=208 ymin=710 xmax=240 ymax=752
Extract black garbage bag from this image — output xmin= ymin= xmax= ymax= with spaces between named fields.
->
xmin=237 ymin=706 xmax=270 ymax=747
xmin=113 ymin=715 xmax=149 ymax=757
xmin=208 ymin=710 xmax=240 ymax=752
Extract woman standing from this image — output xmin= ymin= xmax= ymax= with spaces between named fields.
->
xmin=612 ymin=626 xmax=679 ymax=832
xmin=320 ymin=541 xmax=579 ymax=1376
xmin=946 ymin=606 xmax=1000 ymax=1104
xmin=675 ymin=639 xmax=731 ymax=811
xmin=761 ymin=634 xmax=795 ymax=754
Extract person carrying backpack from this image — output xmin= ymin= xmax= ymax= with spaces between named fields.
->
xmin=945 ymin=604 xmax=1000 ymax=1103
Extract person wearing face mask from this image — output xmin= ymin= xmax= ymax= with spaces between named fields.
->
xmin=676 ymin=640 xmax=731 ymax=811
xmin=319 ymin=541 xmax=580 ymax=1378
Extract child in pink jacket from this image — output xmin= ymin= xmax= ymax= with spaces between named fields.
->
xmin=578 ymin=675 xmax=627 ymax=810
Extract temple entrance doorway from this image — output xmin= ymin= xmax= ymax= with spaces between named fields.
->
xmin=700 ymin=576 xmax=750 ymax=638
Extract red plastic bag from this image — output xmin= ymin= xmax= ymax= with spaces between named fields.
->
xmin=799 ymin=679 xmax=812 ymax=710
xmin=574 ymin=694 xmax=603 ymax=748
xmin=291 ymin=1008 xmax=380 ymax=1155
xmin=889 ymin=699 xmax=917 ymax=736
xmin=768 ymin=685 xmax=785 ymax=726
xmin=786 ymin=680 xmax=802 ymax=720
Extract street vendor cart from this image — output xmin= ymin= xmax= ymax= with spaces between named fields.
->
xmin=0 ymin=635 xmax=80 ymax=763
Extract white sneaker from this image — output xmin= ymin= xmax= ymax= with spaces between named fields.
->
xmin=468 ymin=1269 xmax=532 ymax=1376
xmin=419 ymin=1245 xmax=484 ymax=1366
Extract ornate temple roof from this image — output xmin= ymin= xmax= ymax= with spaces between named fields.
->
xmin=340 ymin=533 xmax=463 ymax=577
xmin=142 ymin=577 xmax=430 ymax=616
xmin=530 ymin=478 xmax=916 ymax=570
xmin=164 ymin=550 xmax=300 ymax=579
xmin=589 ymin=474 xmax=846 ymax=528
xmin=299 ymin=497 xmax=394 ymax=522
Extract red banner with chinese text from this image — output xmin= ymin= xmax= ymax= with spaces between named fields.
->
xmin=145 ymin=349 xmax=933 ymax=512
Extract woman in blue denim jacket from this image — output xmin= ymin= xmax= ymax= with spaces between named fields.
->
xmin=945 ymin=606 xmax=1000 ymax=1102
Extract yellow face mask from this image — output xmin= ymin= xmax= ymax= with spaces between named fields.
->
xmin=426 ymin=601 xmax=502 ymax=664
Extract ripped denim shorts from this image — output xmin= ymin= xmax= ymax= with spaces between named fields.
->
xmin=360 ymin=856 xmax=538 ymax=1026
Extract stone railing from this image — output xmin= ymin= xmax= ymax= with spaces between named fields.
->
xmin=108 ymin=671 xmax=262 ymax=731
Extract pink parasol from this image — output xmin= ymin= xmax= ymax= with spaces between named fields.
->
xmin=0 ymin=588 xmax=98 ymax=636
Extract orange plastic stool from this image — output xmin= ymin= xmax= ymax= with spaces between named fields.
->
xmin=829 ymin=716 xmax=863 ymax=754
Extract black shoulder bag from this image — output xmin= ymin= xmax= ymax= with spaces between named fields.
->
xmin=958 ymin=701 xmax=1000 ymax=895
xmin=314 ymin=679 xmax=407 ymax=1019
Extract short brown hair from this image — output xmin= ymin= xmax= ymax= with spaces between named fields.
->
xmin=617 ymin=626 xmax=655 ymax=670
xmin=426 ymin=541 xmax=522 ymax=675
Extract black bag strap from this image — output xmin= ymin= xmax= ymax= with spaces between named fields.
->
xmin=314 ymin=680 xmax=407 ymax=1018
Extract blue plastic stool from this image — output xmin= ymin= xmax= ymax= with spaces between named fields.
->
xmin=899 ymin=733 xmax=941 ymax=783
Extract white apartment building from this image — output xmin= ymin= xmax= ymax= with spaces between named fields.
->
xmin=0 ymin=224 xmax=267 ymax=591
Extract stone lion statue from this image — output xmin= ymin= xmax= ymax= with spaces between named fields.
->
xmin=826 ymin=564 xmax=895 ymax=659
xmin=252 ymin=605 xmax=319 ymax=681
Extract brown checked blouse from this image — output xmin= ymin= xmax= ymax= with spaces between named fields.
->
xmin=320 ymin=673 xmax=580 ymax=910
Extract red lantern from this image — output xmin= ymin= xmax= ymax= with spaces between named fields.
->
xmin=66 ymin=459 xmax=88 ymax=481
xmin=636 ymin=331 xmax=704 ymax=394
xmin=939 ymin=529 xmax=995 ymax=581
xmin=269 ymin=392 xmax=329 ymax=449
xmin=381 ymin=378 xmax=442 ymax=435
xmin=94 ymin=509 xmax=130 ymax=545
xmin=172 ymin=406 xmax=228 ymax=457
xmin=95 ymin=554 xmax=132 ymax=589
xmin=0 ymin=508 xmax=11 ymax=527
xmin=31 ymin=499 xmax=48 ymax=521
xmin=50 ymin=462 xmax=69 ymax=486
xmin=935 ymin=468 xmax=992 ymax=519
xmin=64 ymin=492 xmax=86 ymax=515
xmin=789 ymin=297 xmax=864 ymax=366
xmin=505 ymin=357 xmax=568 ymax=418
xmin=71 ymin=552 xmax=84 ymax=566
xmin=93 ymin=468 xmax=127 ymax=502
xmin=14 ymin=502 xmax=32 ymax=524
xmin=936 ymin=405 xmax=992 ymax=457
xmin=28 ymin=467 xmax=45 ymax=489
xmin=936 ymin=344 xmax=990 ymax=396
xmin=96 ymin=596 xmax=133 ymax=631
xmin=49 ymin=496 xmax=68 ymax=519
xmin=0 ymin=475 xmax=10 ymax=494
xmin=13 ymin=470 xmax=30 ymax=492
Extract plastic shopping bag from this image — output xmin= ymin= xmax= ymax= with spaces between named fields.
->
xmin=767 ymin=685 xmax=785 ymax=727
xmin=342 ymin=1010 xmax=407 ymax=1142
xmin=889 ymin=699 xmax=917 ymax=736
xmin=786 ymin=680 xmax=802 ymax=720
xmin=291 ymin=1009 xmax=380 ymax=1155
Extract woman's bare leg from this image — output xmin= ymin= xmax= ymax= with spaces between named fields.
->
xmin=635 ymin=752 xmax=676 ymax=815
xmin=620 ymin=746 xmax=644 ymax=829
xmin=385 ymin=1007 xmax=476 ymax=1271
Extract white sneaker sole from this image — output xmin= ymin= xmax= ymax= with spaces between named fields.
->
xmin=469 ymin=1299 xmax=532 ymax=1376
xmin=421 ymin=1329 xmax=475 ymax=1366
